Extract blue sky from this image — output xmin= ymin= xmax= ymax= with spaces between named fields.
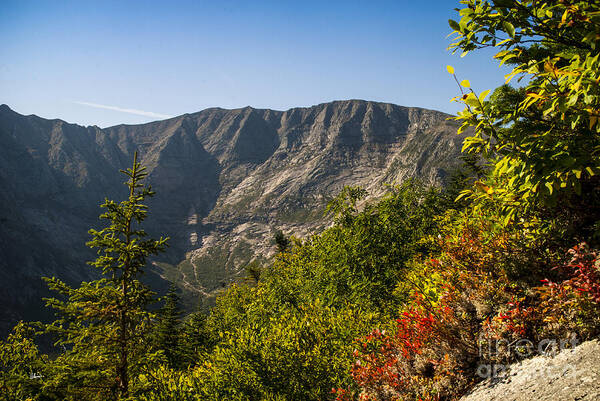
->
xmin=1 ymin=0 xmax=509 ymax=128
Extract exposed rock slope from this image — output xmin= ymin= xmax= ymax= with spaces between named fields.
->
xmin=0 ymin=100 xmax=465 ymax=328
xmin=460 ymin=339 xmax=600 ymax=401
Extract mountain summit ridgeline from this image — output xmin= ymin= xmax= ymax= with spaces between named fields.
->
xmin=0 ymin=100 xmax=465 ymax=329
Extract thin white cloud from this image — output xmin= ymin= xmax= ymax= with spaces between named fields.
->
xmin=74 ymin=101 xmax=173 ymax=119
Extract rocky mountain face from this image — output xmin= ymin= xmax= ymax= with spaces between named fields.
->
xmin=0 ymin=100 xmax=465 ymax=330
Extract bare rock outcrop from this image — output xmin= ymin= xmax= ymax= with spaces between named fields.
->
xmin=460 ymin=339 xmax=600 ymax=401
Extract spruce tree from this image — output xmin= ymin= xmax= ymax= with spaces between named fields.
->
xmin=0 ymin=322 xmax=48 ymax=400
xmin=43 ymin=152 xmax=168 ymax=400
xmin=180 ymin=308 xmax=210 ymax=367
xmin=152 ymin=285 xmax=182 ymax=368
xmin=273 ymin=230 xmax=290 ymax=253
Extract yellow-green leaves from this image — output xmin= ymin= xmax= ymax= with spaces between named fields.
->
xmin=503 ymin=21 xmax=515 ymax=38
xmin=479 ymin=89 xmax=491 ymax=103
xmin=448 ymin=0 xmax=600 ymax=219
xmin=447 ymin=65 xmax=455 ymax=74
xmin=463 ymin=92 xmax=480 ymax=108
xmin=586 ymin=166 xmax=596 ymax=177
xmin=496 ymin=49 xmax=518 ymax=66
xmin=448 ymin=19 xmax=461 ymax=32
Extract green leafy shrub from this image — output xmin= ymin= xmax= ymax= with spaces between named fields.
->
xmin=150 ymin=181 xmax=457 ymax=400
xmin=337 ymin=203 xmax=570 ymax=400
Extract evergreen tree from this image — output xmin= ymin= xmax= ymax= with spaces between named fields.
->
xmin=180 ymin=309 xmax=211 ymax=367
xmin=273 ymin=230 xmax=290 ymax=253
xmin=0 ymin=322 xmax=48 ymax=401
xmin=43 ymin=152 xmax=168 ymax=400
xmin=152 ymin=285 xmax=182 ymax=368
xmin=243 ymin=260 xmax=263 ymax=284
xmin=440 ymin=153 xmax=483 ymax=210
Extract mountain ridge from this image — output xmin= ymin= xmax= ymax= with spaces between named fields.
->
xmin=0 ymin=100 xmax=465 ymax=330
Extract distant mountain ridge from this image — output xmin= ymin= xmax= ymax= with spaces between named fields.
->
xmin=0 ymin=100 xmax=466 ymax=331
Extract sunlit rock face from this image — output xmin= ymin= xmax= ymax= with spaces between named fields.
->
xmin=0 ymin=100 xmax=466 ymax=330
